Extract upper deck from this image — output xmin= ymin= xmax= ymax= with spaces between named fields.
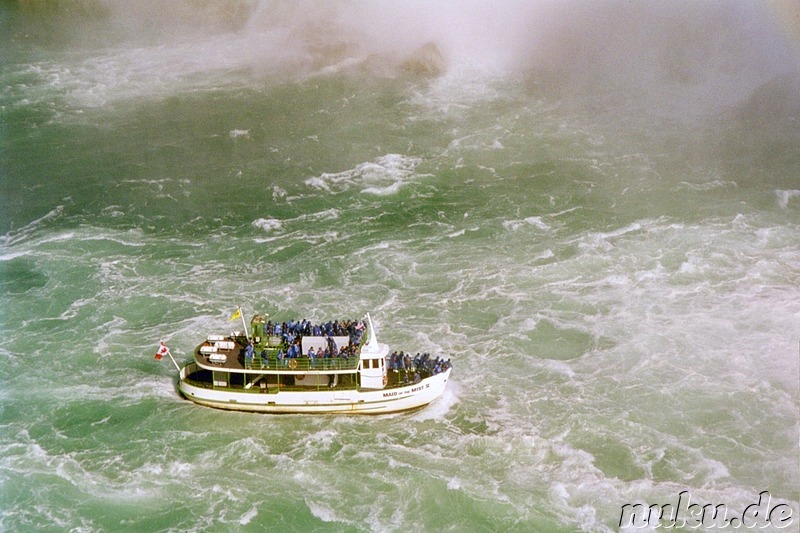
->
xmin=194 ymin=334 xmax=361 ymax=374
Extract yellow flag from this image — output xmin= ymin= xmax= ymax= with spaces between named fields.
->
xmin=230 ymin=308 xmax=241 ymax=321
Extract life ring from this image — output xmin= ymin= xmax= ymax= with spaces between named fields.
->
xmin=383 ymin=374 xmax=388 ymax=386
xmin=288 ymin=359 xmax=298 ymax=370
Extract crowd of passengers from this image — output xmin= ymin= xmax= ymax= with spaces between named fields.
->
xmin=272 ymin=342 xmax=360 ymax=364
xmin=389 ymin=351 xmax=453 ymax=382
xmin=265 ymin=318 xmax=365 ymax=345
xmin=248 ymin=318 xmax=366 ymax=365
xmin=244 ymin=318 xmax=453 ymax=378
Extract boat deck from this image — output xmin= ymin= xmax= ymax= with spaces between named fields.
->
xmin=195 ymin=337 xmax=360 ymax=373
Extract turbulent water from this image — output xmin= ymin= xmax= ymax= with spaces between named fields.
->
xmin=2 ymin=1 xmax=799 ymax=531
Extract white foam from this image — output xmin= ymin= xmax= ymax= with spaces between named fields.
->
xmin=306 ymin=500 xmax=340 ymax=523
xmin=298 ymin=208 xmax=340 ymax=221
xmin=305 ymin=176 xmax=331 ymax=191
xmin=238 ymin=506 xmax=258 ymax=525
xmin=503 ymin=216 xmax=552 ymax=232
xmin=0 ymin=251 xmax=29 ymax=261
xmin=593 ymin=222 xmax=643 ymax=241
xmin=0 ymin=205 xmax=65 ymax=246
xmin=305 ymin=154 xmax=422 ymax=195
xmin=411 ymin=380 xmax=460 ymax=422
xmin=677 ymin=179 xmax=737 ymax=191
xmin=251 ymin=218 xmax=282 ymax=232
xmin=20 ymin=28 xmax=305 ymax=111
xmin=362 ymin=181 xmax=405 ymax=196
xmin=775 ymin=189 xmax=800 ymax=209
xmin=524 ymin=216 xmax=550 ymax=231
xmin=410 ymin=64 xmax=507 ymax=120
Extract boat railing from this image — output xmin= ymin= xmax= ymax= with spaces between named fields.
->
xmin=246 ymin=355 xmax=359 ymax=372
xmin=254 ymin=329 xmax=366 ymax=361
xmin=182 ymin=364 xmax=361 ymax=393
xmin=181 ymin=375 xmax=360 ymax=394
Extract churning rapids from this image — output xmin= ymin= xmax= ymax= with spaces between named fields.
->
xmin=1 ymin=1 xmax=798 ymax=531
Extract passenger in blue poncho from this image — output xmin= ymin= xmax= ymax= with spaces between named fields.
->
xmin=244 ymin=340 xmax=254 ymax=366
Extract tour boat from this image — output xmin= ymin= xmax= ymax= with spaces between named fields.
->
xmin=175 ymin=312 xmax=452 ymax=414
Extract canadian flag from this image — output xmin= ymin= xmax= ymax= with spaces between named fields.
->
xmin=155 ymin=342 xmax=169 ymax=360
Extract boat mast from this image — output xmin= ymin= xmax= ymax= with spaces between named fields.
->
xmin=364 ymin=313 xmax=379 ymax=353
xmin=236 ymin=305 xmax=250 ymax=340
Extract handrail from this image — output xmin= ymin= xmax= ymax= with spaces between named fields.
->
xmin=181 ymin=376 xmax=360 ymax=394
xmin=257 ymin=331 xmax=365 ymax=360
xmin=245 ymin=355 xmax=359 ymax=372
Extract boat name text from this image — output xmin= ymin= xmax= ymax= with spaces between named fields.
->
xmin=383 ymin=383 xmax=430 ymax=397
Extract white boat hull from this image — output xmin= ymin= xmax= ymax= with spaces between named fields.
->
xmin=179 ymin=367 xmax=451 ymax=414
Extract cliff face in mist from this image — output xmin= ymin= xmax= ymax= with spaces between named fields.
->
xmin=7 ymin=0 xmax=798 ymax=137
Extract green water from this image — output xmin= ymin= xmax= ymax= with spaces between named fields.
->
xmin=1 ymin=2 xmax=799 ymax=531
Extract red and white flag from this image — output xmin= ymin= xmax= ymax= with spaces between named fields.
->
xmin=155 ymin=342 xmax=169 ymax=360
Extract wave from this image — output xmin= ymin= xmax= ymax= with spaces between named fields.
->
xmin=0 ymin=205 xmax=66 ymax=247
xmin=776 ymin=189 xmax=800 ymax=209
xmin=251 ymin=218 xmax=282 ymax=232
xmin=305 ymin=154 xmax=423 ymax=195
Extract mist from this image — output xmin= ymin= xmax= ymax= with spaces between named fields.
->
xmin=12 ymin=0 xmax=798 ymax=87
xmin=7 ymin=0 xmax=799 ymax=156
